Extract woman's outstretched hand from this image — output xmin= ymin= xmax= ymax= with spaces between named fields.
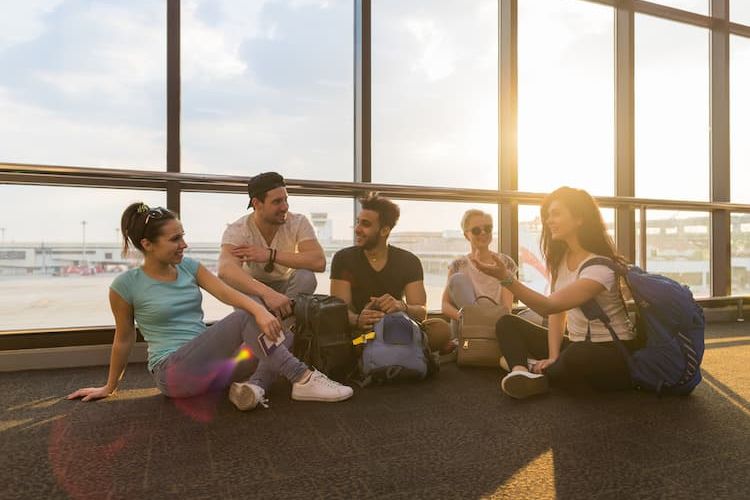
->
xmin=66 ymin=385 xmax=113 ymax=402
xmin=470 ymin=253 xmax=509 ymax=281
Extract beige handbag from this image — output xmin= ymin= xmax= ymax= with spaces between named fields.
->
xmin=457 ymin=296 xmax=509 ymax=367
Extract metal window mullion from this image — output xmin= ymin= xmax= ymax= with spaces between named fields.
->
xmin=632 ymin=0 xmax=712 ymax=28
xmin=353 ymin=0 xmax=371 ymax=227
xmin=166 ymin=0 xmax=181 ymax=215
xmin=615 ymin=5 xmax=636 ymax=264
xmin=499 ymin=0 xmax=518 ymax=264
xmin=710 ymin=0 xmax=731 ymax=297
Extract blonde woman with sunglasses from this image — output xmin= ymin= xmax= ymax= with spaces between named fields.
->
xmin=67 ymin=202 xmax=353 ymax=410
xmin=441 ymin=209 xmax=518 ymax=344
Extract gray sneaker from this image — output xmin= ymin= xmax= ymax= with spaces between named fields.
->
xmin=291 ymin=370 xmax=354 ymax=402
xmin=500 ymin=370 xmax=549 ymax=399
xmin=228 ymin=382 xmax=267 ymax=411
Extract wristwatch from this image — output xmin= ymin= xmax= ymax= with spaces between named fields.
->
xmin=264 ymin=248 xmax=276 ymax=273
xmin=499 ymin=275 xmax=515 ymax=287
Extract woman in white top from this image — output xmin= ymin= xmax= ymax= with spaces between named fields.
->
xmin=473 ymin=187 xmax=636 ymax=399
xmin=441 ymin=209 xmax=517 ymax=343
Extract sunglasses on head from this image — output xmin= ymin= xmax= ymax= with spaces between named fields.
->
xmin=141 ymin=206 xmax=169 ymax=226
xmin=469 ymin=224 xmax=492 ymax=236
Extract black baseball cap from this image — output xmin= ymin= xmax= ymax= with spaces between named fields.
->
xmin=247 ymin=172 xmax=286 ymax=208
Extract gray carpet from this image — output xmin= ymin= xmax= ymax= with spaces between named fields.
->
xmin=1 ymin=322 xmax=750 ymax=499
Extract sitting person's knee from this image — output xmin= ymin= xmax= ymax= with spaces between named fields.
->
xmin=495 ymin=314 xmax=517 ymax=340
xmin=448 ymin=272 xmax=471 ymax=287
xmin=292 ymin=268 xmax=317 ymax=293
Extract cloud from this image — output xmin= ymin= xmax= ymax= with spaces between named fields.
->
xmin=404 ymin=18 xmax=456 ymax=81
xmin=181 ymin=0 xmax=264 ymax=82
xmin=0 ymin=0 xmax=166 ymax=126
xmin=0 ymin=0 xmax=64 ymax=52
xmin=0 ymin=86 xmax=165 ymax=170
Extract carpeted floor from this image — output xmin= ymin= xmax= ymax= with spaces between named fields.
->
xmin=1 ymin=322 xmax=749 ymax=499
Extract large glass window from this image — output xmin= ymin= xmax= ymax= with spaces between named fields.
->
xmin=180 ymin=0 xmax=353 ymax=180
xmin=731 ymin=2 xmax=750 ymax=25
xmin=180 ymin=192 xmax=353 ymax=321
xmin=0 ymin=186 xmax=165 ymax=331
xmin=387 ymin=200 xmax=498 ymax=310
xmin=644 ymin=210 xmax=711 ymax=297
xmin=731 ymin=35 xmax=750 ymax=203
xmin=517 ymin=0 xmax=614 ymax=196
xmin=371 ymin=0 xmax=498 ymax=189
xmin=635 ymin=15 xmax=709 ymax=201
xmin=0 ymin=1 xmax=166 ymax=169
xmin=731 ymin=213 xmax=750 ymax=295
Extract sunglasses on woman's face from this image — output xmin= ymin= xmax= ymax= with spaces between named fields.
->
xmin=144 ymin=207 xmax=169 ymax=226
xmin=469 ymin=224 xmax=493 ymax=236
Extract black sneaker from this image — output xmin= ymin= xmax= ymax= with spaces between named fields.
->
xmin=500 ymin=370 xmax=549 ymax=399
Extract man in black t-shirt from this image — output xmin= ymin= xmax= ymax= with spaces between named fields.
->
xmin=330 ymin=194 xmax=427 ymax=330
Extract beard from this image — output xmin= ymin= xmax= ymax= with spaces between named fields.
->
xmin=261 ymin=211 xmax=287 ymax=226
xmin=359 ymin=231 xmax=381 ymax=250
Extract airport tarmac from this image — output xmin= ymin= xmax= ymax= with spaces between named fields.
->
xmin=0 ymin=273 xmax=448 ymax=331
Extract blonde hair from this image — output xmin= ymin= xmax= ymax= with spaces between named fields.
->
xmin=461 ymin=209 xmax=491 ymax=232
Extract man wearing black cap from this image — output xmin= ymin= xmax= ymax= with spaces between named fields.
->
xmin=218 ymin=172 xmax=325 ymax=318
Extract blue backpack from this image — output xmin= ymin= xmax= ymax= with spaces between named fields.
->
xmin=578 ymin=257 xmax=705 ymax=396
xmin=352 ymin=312 xmax=439 ymax=386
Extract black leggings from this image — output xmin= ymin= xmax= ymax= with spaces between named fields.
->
xmin=496 ymin=314 xmax=636 ymax=391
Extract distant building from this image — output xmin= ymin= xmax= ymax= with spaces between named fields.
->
xmin=310 ymin=212 xmax=333 ymax=242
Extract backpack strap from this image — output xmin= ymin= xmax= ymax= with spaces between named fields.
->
xmin=576 ymin=258 xmax=633 ymax=365
xmin=474 ymin=295 xmax=498 ymax=305
xmin=577 ymin=257 xmax=618 ymax=340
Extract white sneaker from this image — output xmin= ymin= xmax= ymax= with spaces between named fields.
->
xmin=291 ymin=370 xmax=354 ymax=402
xmin=500 ymin=370 xmax=549 ymax=399
xmin=228 ymin=382 xmax=267 ymax=411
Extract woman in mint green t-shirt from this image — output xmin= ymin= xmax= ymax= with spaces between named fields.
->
xmin=67 ymin=202 xmax=353 ymax=410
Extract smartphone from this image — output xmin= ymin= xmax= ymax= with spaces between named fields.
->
xmin=257 ymin=331 xmax=286 ymax=357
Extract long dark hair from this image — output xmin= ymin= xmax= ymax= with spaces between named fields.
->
xmin=120 ymin=202 xmax=177 ymax=257
xmin=540 ymin=187 xmax=625 ymax=285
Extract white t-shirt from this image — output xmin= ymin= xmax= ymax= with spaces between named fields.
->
xmin=552 ymin=254 xmax=634 ymax=342
xmin=221 ymin=212 xmax=317 ymax=282
xmin=448 ymin=253 xmax=518 ymax=304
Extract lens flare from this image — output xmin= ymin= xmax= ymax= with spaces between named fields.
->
xmin=49 ymin=415 xmax=137 ymax=500
xmin=164 ymin=346 xmax=255 ymax=422
xmin=234 ymin=346 xmax=253 ymax=362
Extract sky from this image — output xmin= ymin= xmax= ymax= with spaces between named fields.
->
xmin=0 ymin=0 xmax=749 ymax=244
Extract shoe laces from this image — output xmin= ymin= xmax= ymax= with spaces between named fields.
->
xmin=312 ymin=371 xmax=342 ymax=389
xmin=252 ymin=385 xmax=270 ymax=409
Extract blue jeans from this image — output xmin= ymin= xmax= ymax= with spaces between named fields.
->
xmin=152 ymin=310 xmax=308 ymax=398
xmin=262 ymin=268 xmax=317 ymax=300
xmin=447 ymin=272 xmax=477 ymax=339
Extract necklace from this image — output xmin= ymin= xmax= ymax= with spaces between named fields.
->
xmin=365 ymin=250 xmax=384 ymax=263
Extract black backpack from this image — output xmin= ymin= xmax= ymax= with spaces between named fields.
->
xmin=292 ymin=293 xmax=355 ymax=382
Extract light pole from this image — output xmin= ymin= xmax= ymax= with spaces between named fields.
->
xmin=0 ymin=227 xmax=5 ymax=245
xmin=81 ymin=220 xmax=87 ymax=269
